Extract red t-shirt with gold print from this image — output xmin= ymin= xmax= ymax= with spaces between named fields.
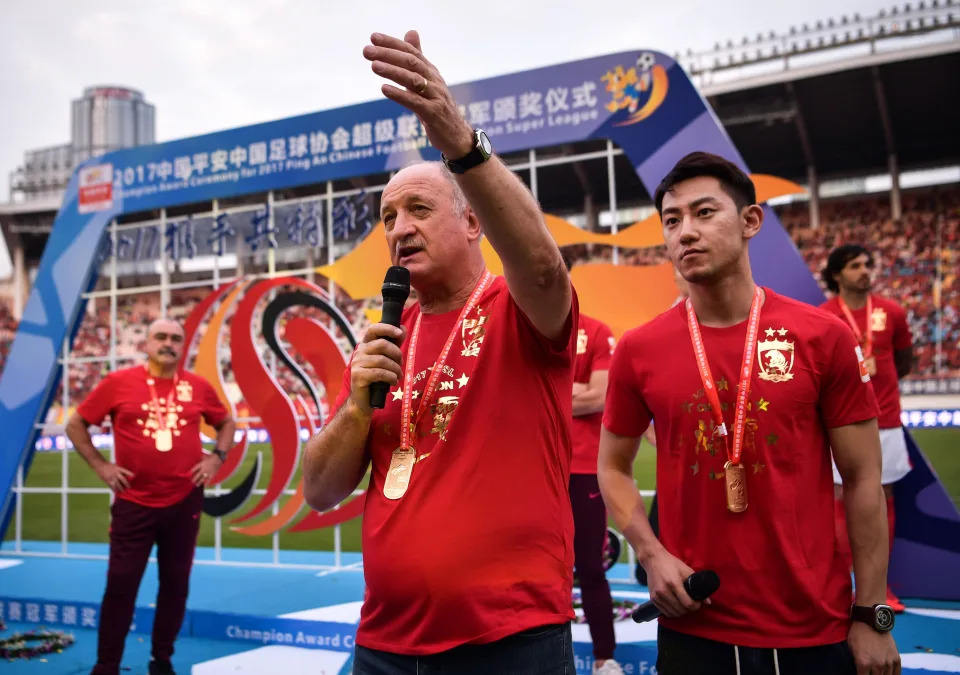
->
xmin=329 ymin=275 xmax=578 ymax=655
xmin=604 ymin=289 xmax=879 ymax=648
xmin=77 ymin=366 xmax=228 ymax=508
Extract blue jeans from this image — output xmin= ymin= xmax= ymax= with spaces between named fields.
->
xmin=353 ymin=623 xmax=575 ymax=674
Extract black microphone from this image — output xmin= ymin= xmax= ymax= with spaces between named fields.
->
xmin=369 ymin=266 xmax=411 ymax=409
xmin=632 ymin=570 xmax=720 ymax=623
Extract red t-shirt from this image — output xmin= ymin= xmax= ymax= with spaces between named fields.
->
xmin=819 ymin=294 xmax=911 ymax=429
xmin=571 ymin=314 xmax=615 ymax=475
xmin=77 ymin=366 xmax=228 ymax=508
xmin=328 ymin=275 xmax=577 ymax=654
xmin=604 ymin=289 xmax=879 ymax=648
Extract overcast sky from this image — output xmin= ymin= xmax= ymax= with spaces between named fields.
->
xmin=0 ymin=0 xmax=890 ymax=208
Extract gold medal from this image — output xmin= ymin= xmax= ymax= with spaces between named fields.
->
xmin=864 ymin=355 xmax=877 ymax=377
xmin=145 ymin=368 xmax=178 ymax=453
xmin=686 ymin=289 xmax=762 ymax=516
xmin=724 ymin=461 xmax=747 ymax=513
xmin=384 ymin=271 xmax=493 ymax=500
xmin=155 ymin=429 xmax=173 ymax=452
xmin=384 ymin=447 xmax=415 ymax=500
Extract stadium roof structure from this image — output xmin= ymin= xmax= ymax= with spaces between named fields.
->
xmin=450 ymin=29 xmax=960 ymax=213
xmin=708 ymin=43 xmax=960 ymax=183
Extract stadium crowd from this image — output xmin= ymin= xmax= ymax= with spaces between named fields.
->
xmin=1 ymin=185 xmax=957 ymax=426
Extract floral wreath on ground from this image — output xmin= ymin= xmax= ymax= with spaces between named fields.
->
xmin=572 ymin=596 xmax=641 ymax=624
xmin=0 ymin=619 xmax=76 ymax=660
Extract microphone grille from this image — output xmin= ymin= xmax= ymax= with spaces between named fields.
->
xmin=382 ymin=266 xmax=411 ymax=303
xmin=384 ymin=265 xmax=410 ymax=288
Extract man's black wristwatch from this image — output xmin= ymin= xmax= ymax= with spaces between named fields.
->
xmin=442 ymin=129 xmax=493 ymax=174
xmin=850 ymin=604 xmax=895 ymax=633
xmin=212 ymin=449 xmax=228 ymax=463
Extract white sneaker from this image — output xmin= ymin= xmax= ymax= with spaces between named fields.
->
xmin=592 ymin=660 xmax=625 ymax=675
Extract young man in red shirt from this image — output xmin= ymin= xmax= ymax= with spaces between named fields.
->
xmin=564 ymin=254 xmax=622 ymax=674
xmin=303 ymin=31 xmax=578 ymax=673
xmin=598 ymin=152 xmax=901 ymax=674
xmin=821 ymin=244 xmax=914 ymax=612
xmin=67 ymin=318 xmax=235 ymax=675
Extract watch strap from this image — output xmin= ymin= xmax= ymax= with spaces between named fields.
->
xmin=442 ymin=129 xmax=492 ymax=174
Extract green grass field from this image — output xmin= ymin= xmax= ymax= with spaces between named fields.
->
xmin=7 ymin=429 xmax=959 ymax=558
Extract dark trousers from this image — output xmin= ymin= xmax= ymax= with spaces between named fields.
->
xmin=92 ymin=488 xmax=203 ymax=675
xmin=570 ymin=473 xmax=615 ymax=660
xmin=353 ymin=623 xmax=575 ymax=674
xmin=657 ymin=625 xmax=856 ymax=675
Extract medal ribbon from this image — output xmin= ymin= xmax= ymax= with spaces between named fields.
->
xmin=145 ymin=367 xmax=178 ymax=434
xmin=685 ymin=287 xmax=763 ymax=466
xmin=837 ymin=295 xmax=873 ymax=358
xmin=400 ymin=271 xmax=493 ymax=452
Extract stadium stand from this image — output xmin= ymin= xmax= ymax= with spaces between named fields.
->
xmin=3 ymin=183 xmax=958 ymax=423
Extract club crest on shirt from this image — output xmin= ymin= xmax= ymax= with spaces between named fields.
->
xmin=757 ymin=327 xmax=795 ymax=383
xmin=577 ymin=328 xmax=588 ymax=355
xmin=870 ymin=307 xmax=888 ymax=332
xmin=176 ymin=380 xmax=193 ymax=402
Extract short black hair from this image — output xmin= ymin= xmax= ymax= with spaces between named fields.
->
xmin=822 ymin=244 xmax=874 ymax=294
xmin=654 ymin=152 xmax=756 ymax=215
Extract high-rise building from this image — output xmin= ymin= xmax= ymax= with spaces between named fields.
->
xmin=71 ymin=86 xmax=156 ymax=165
xmin=1 ymin=86 xmax=156 ymax=319
xmin=8 ymin=86 xmax=155 ymax=203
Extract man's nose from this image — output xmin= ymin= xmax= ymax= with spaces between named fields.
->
xmin=392 ymin=212 xmax=417 ymax=237
xmin=678 ymin=215 xmax=699 ymax=243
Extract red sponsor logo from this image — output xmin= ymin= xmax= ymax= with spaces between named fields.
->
xmin=78 ymin=164 xmax=114 ymax=214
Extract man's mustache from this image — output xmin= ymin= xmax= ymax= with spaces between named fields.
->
xmin=159 ymin=348 xmax=177 ymax=356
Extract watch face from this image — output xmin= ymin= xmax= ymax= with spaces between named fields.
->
xmin=875 ymin=606 xmax=895 ymax=631
xmin=477 ymin=131 xmax=493 ymax=155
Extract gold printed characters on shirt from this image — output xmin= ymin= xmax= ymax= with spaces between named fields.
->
xmin=430 ymin=396 xmax=460 ymax=440
xmin=683 ymin=389 xmax=773 ymax=482
xmin=461 ymin=306 xmax=489 ymax=357
xmin=757 ymin=327 xmax=795 ymax=383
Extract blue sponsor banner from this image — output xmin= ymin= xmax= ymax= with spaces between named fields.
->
xmin=901 ymin=409 xmax=960 ymax=429
xmin=0 ymin=597 xmax=187 ymax=637
xmin=190 ymin=610 xmax=356 ymax=651
xmin=0 ymin=597 xmax=101 ymax=631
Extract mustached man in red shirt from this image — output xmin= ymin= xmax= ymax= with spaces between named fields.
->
xmin=67 ymin=318 xmax=235 ymax=675
xmin=302 ymin=30 xmax=578 ymax=674
xmin=820 ymin=244 xmax=914 ymax=612
xmin=598 ymin=152 xmax=901 ymax=674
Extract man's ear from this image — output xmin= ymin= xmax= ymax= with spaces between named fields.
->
xmin=742 ymin=204 xmax=764 ymax=241
xmin=464 ymin=207 xmax=482 ymax=242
